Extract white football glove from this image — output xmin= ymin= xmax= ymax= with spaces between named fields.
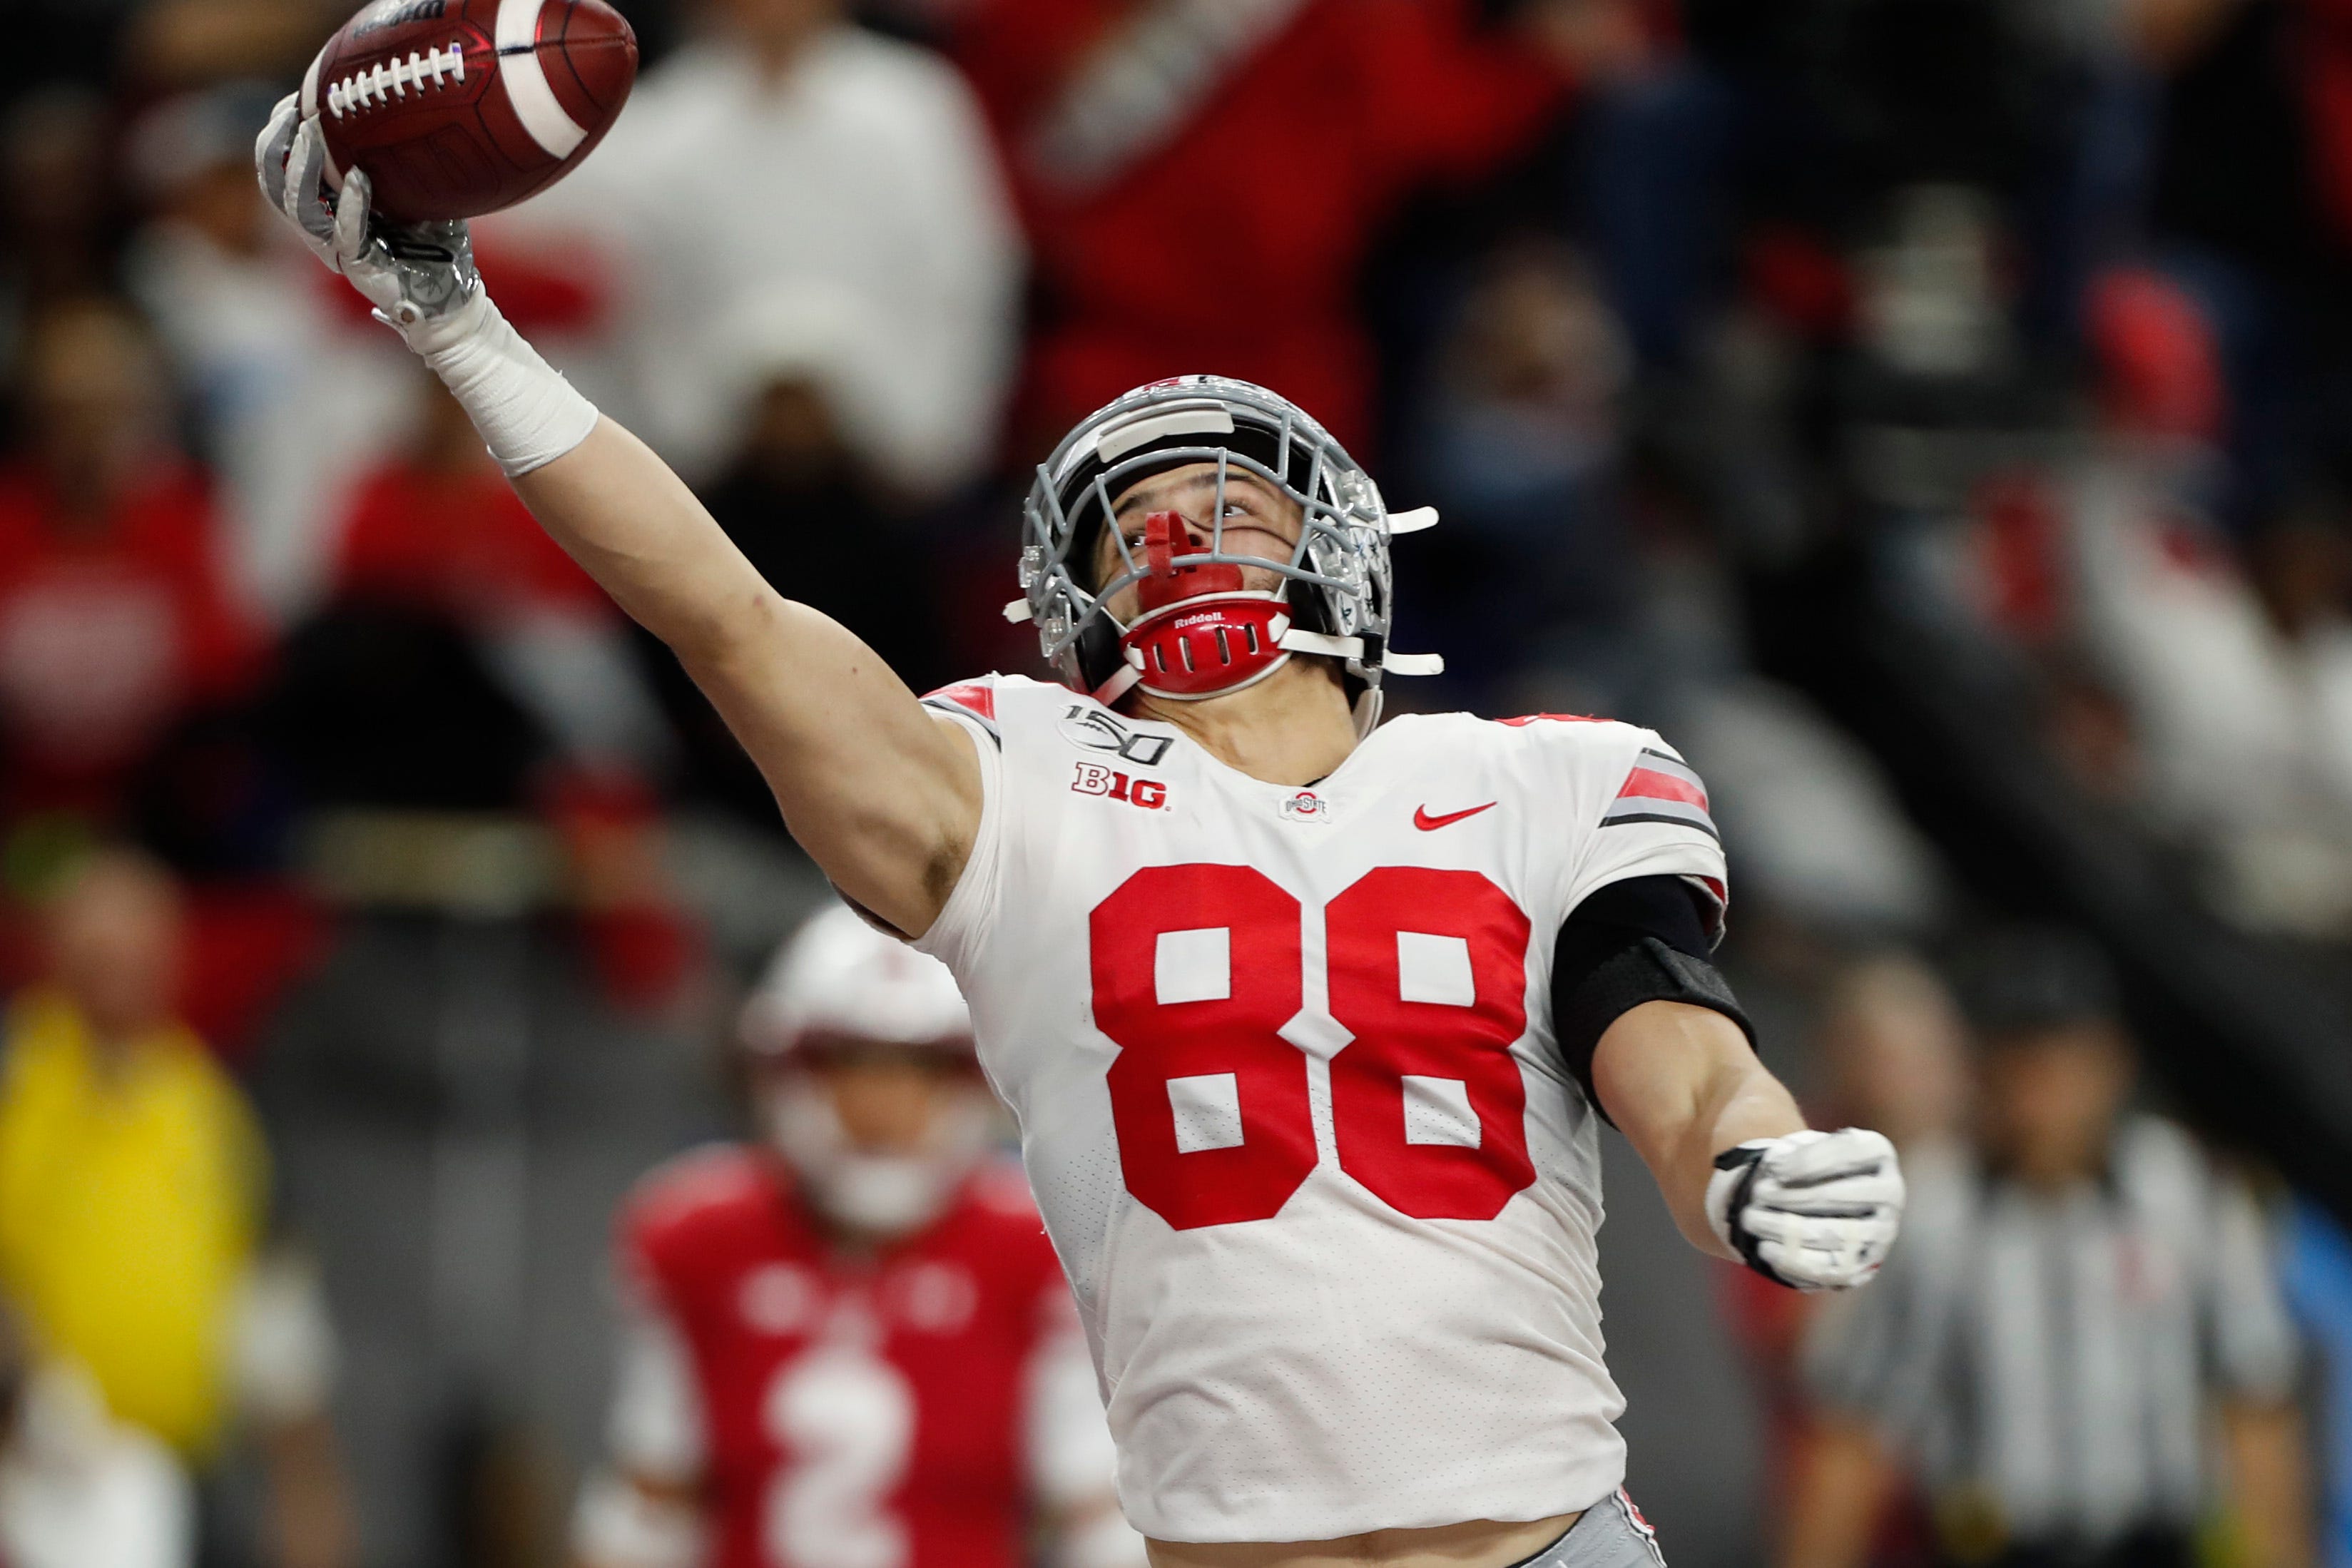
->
xmin=251 ymin=93 xmax=597 ymax=477
xmin=1706 ymin=1127 xmax=1903 ymax=1291
xmin=255 ymin=93 xmax=484 ymax=347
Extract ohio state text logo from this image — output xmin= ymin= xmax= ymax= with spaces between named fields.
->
xmin=1281 ymin=790 xmax=1331 ymax=823
xmin=1072 ymin=762 xmax=1167 ymax=810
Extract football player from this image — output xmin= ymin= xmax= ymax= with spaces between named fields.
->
xmin=261 ymin=108 xmax=1905 ymax=1568
xmin=571 ymin=903 xmax=1144 ymax=1568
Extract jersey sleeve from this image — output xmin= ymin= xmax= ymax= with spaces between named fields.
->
xmin=610 ymin=1199 xmax=708 ymax=1483
xmin=1561 ymin=724 xmax=1729 ymax=941
xmin=913 ymin=677 xmax=1007 ymax=977
xmin=604 ymin=1284 xmax=706 ymax=1483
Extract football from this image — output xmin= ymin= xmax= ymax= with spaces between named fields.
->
xmin=301 ymin=0 xmax=637 ymax=223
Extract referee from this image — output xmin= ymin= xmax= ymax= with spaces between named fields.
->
xmin=1779 ymin=931 xmax=2311 ymax=1568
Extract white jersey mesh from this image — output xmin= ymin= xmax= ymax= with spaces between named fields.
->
xmin=917 ymin=676 xmax=1728 ymax=1543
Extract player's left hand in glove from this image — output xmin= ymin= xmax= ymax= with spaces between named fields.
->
xmin=255 ymin=93 xmax=484 ymax=350
xmin=252 ymin=93 xmax=596 ymax=479
xmin=1706 ymin=1128 xmax=1903 ymax=1290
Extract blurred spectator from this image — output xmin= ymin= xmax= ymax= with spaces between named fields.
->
xmin=114 ymin=0 xmax=338 ymax=92
xmin=2286 ymin=1198 xmax=2352 ymax=1568
xmin=541 ymin=0 xmax=1022 ymax=493
xmin=1726 ymin=950 xmax=1970 ymax=1551
xmin=0 ymin=1299 xmax=193 ymax=1568
xmin=0 ymin=849 xmax=352 ymax=1568
xmin=1407 ymin=241 xmax=1638 ymax=701
xmin=333 ymin=374 xmax=672 ymax=779
xmin=124 ymin=83 xmax=416 ymax=626
xmin=1815 ymin=952 xmax=1972 ymax=1155
xmin=1674 ymin=678 xmax=1948 ymax=937
xmin=0 ymin=298 xmax=260 ymax=853
xmin=950 ymin=0 xmax=1634 ymax=454
xmin=2067 ymin=461 xmax=2352 ymax=935
xmin=1782 ymin=929 xmax=2308 ymax=1568
xmin=0 ymin=89 xmax=111 ymax=362
xmin=572 ymin=905 xmax=1140 ymax=1568
xmin=2147 ymin=0 xmax=2352 ymax=518
xmin=320 ymin=372 xmax=703 ymax=1016
xmin=698 ymin=286 xmax=954 ymax=685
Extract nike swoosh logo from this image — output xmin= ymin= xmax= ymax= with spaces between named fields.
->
xmin=1414 ymin=802 xmax=1497 ymax=831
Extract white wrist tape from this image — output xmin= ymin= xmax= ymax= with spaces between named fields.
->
xmin=407 ymin=291 xmax=601 ymax=479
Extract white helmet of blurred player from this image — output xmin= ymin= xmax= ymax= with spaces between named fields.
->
xmin=739 ymin=905 xmax=989 ymax=1238
xmin=1009 ymin=375 xmax=1442 ymax=735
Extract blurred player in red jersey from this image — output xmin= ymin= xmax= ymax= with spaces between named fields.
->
xmin=571 ymin=904 xmax=1144 ymax=1568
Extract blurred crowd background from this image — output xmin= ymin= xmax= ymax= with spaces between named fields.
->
xmin=2 ymin=0 xmax=2352 ymax=1564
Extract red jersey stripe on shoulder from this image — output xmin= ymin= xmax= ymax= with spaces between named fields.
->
xmin=922 ymin=679 xmax=997 ymax=723
xmin=1497 ymin=712 xmax=1611 ymax=726
xmin=1617 ymin=765 xmax=1709 ymax=811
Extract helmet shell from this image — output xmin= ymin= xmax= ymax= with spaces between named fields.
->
xmin=739 ymin=904 xmax=972 ymax=1058
xmin=1020 ymin=375 xmax=1400 ymax=727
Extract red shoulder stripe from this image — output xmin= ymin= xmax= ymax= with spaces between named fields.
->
xmin=922 ymin=679 xmax=997 ymax=723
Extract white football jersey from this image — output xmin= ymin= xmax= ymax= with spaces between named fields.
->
xmin=914 ymin=674 xmax=1729 ymax=1544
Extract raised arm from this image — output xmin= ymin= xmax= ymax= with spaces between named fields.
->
xmin=257 ymin=101 xmax=977 ymax=936
xmin=1593 ymin=1002 xmax=1805 ymax=1258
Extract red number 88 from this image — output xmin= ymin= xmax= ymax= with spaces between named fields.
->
xmin=1090 ymin=864 xmax=1534 ymax=1231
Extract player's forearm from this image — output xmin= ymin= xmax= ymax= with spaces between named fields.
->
xmin=510 ymin=422 xmax=982 ymax=930
xmin=1669 ymin=1057 xmax=1806 ymax=1259
xmin=1594 ymin=1002 xmax=1805 ymax=1258
xmin=2222 ymin=1399 xmax=2315 ymax=1568
xmin=511 ymin=417 xmax=784 ymax=663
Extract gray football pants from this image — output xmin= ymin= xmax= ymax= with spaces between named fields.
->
xmin=1509 ymin=1491 xmax=1669 ymax=1568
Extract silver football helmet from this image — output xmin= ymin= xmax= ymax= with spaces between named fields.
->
xmin=1008 ymin=375 xmax=1440 ymax=734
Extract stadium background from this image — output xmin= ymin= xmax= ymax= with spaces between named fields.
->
xmin=1 ymin=0 xmax=2351 ymax=1564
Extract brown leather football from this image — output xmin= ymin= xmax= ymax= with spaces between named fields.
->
xmin=302 ymin=0 xmax=637 ymax=223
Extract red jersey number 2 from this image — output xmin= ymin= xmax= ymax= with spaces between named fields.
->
xmin=1091 ymin=865 xmax=1534 ymax=1231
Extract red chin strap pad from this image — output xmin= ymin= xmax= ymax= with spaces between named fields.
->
xmin=1121 ymin=594 xmax=1291 ymax=698
xmin=1116 ymin=512 xmax=1291 ymax=698
xmin=1135 ymin=511 xmax=1246 ymax=611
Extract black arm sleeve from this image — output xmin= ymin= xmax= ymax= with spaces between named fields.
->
xmin=1548 ymin=875 xmax=1755 ymax=1121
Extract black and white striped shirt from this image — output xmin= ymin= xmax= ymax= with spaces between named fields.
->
xmin=1804 ymin=1118 xmax=2298 ymax=1547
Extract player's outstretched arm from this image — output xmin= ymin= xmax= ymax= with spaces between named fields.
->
xmin=1593 ymin=1004 xmax=1904 ymax=1290
xmin=511 ymin=422 xmax=979 ymax=931
xmin=255 ymin=100 xmax=977 ymax=936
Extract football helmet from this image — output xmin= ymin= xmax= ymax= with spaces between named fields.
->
xmin=1010 ymin=375 xmax=1441 ymax=734
xmin=740 ymin=905 xmax=987 ymax=1237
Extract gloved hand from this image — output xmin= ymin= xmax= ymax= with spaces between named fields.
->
xmin=1706 ymin=1127 xmax=1903 ymax=1290
xmin=254 ymin=93 xmax=483 ymax=348
xmin=250 ymin=92 xmax=598 ymax=478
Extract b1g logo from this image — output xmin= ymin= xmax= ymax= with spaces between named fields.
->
xmin=1072 ymin=763 xmax=1167 ymax=810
